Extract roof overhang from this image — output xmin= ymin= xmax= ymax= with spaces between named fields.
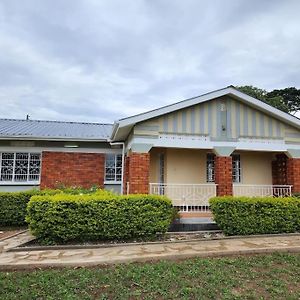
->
xmin=0 ymin=136 xmax=109 ymax=142
xmin=111 ymin=86 xmax=300 ymax=141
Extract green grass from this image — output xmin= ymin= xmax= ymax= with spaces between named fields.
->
xmin=1 ymin=253 xmax=300 ymax=299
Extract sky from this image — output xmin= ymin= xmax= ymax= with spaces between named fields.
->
xmin=0 ymin=0 xmax=300 ymax=124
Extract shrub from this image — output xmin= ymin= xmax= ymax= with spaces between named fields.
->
xmin=0 ymin=188 xmax=109 ymax=227
xmin=0 ymin=189 xmax=63 ymax=226
xmin=0 ymin=190 xmax=39 ymax=226
xmin=209 ymin=196 xmax=300 ymax=235
xmin=26 ymin=193 xmax=174 ymax=243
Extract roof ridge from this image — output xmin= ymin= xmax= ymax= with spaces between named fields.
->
xmin=0 ymin=118 xmax=113 ymax=126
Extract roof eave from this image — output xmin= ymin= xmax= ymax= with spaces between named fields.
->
xmin=0 ymin=136 xmax=110 ymax=142
xmin=110 ymin=122 xmax=119 ymax=141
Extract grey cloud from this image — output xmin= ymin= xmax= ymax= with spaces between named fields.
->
xmin=0 ymin=0 xmax=299 ymax=123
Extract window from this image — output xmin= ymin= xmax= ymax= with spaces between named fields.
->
xmin=159 ymin=153 xmax=165 ymax=184
xmin=0 ymin=152 xmax=41 ymax=183
xmin=158 ymin=153 xmax=165 ymax=195
xmin=105 ymin=154 xmax=122 ymax=182
xmin=206 ymin=153 xmax=242 ymax=183
xmin=206 ymin=153 xmax=215 ymax=182
xmin=232 ymin=154 xmax=241 ymax=183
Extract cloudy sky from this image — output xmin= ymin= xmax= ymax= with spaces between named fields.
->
xmin=0 ymin=0 xmax=299 ymax=123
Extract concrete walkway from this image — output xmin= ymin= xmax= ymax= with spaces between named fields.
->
xmin=0 ymin=231 xmax=300 ymax=270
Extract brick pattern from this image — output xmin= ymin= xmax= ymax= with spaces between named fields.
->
xmin=40 ymin=151 xmax=105 ymax=189
xmin=272 ymin=154 xmax=288 ymax=185
xmin=214 ymin=156 xmax=233 ymax=196
xmin=287 ymin=158 xmax=300 ymax=193
xmin=127 ymin=152 xmax=150 ymax=194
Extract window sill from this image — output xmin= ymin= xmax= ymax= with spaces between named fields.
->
xmin=104 ymin=181 xmax=122 ymax=185
xmin=0 ymin=181 xmax=40 ymax=186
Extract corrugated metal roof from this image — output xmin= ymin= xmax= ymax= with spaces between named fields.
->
xmin=0 ymin=118 xmax=113 ymax=141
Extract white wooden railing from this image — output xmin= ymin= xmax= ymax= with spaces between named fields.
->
xmin=233 ymin=184 xmax=292 ymax=197
xmin=149 ymin=183 xmax=217 ymax=212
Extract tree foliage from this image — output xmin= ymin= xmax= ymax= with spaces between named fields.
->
xmin=267 ymin=87 xmax=300 ymax=114
xmin=236 ymin=85 xmax=300 ymax=114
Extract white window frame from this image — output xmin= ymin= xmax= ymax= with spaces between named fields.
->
xmin=104 ymin=153 xmax=122 ymax=184
xmin=232 ymin=154 xmax=241 ymax=183
xmin=0 ymin=152 xmax=41 ymax=185
xmin=206 ymin=153 xmax=242 ymax=183
xmin=206 ymin=153 xmax=215 ymax=183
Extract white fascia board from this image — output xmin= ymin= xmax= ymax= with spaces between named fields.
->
xmin=110 ymin=122 xmax=119 ymax=141
xmin=0 ymin=146 xmax=122 ymax=154
xmin=129 ymin=136 xmax=297 ymax=153
xmin=115 ymin=86 xmax=300 ymax=134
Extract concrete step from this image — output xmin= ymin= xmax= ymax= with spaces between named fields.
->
xmin=169 ymin=222 xmax=219 ymax=232
xmin=169 ymin=216 xmax=219 ymax=232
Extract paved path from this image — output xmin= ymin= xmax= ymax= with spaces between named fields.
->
xmin=1 ymin=232 xmax=300 ymax=270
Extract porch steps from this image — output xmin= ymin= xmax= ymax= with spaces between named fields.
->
xmin=169 ymin=217 xmax=219 ymax=232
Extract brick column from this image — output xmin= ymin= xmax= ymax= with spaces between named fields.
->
xmin=214 ymin=156 xmax=233 ymax=196
xmin=287 ymin=158 xmax=300 ymax=194
xmin=127 ymin=152 xmax=150 ymax=194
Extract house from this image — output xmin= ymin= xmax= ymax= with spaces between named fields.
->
xmin=1 ymin=86 xmax=300 ymax=215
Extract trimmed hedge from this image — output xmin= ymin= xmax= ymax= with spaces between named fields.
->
xmin=209 ymin=196 xmax=300 ymax=235
xmin=0 ymin=190 xmax=41 ymax=226
xmin=26 ymin=193 xmax=174 ymax=243
xmin=0 ymin=187 xmax=109 ymax=227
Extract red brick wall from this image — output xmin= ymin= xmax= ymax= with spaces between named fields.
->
xmin=127 ymin=152 xmax=150 ymax=194
xmin=40 ymin=151 xmax=105 ymax=189
xmin=287 ymin=158 xmax=300 ymax=193
xmin=214 ymin=156 xmax=233 ymax=196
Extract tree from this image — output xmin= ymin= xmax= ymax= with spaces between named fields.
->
xmin=267 ymin=87 xmax=300 ymax=115
xmin=236 ymin=85 xmax=267 ymax=101
xmin=236 ymin=85 xmax=297 ymax=114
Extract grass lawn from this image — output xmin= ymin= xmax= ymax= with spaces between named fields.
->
xmin=1 ymin=253 xmax=299 ymax=300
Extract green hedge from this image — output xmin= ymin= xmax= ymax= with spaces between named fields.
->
xmin=26 ymin=193 xmax=174 ymax=243
xmin=0 ymin=187 xmax=109 ymax=227
xmin=209 ymin=196 xmax=300 ymax=235
xmin=0 ymin=190 xmax=40 ymax=226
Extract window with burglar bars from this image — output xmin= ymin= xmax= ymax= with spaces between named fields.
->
xmin=0 ymin=152 xmax=41 ymax=183
xmin=206 ymin=153 xmax=241 ymax=183
xmin=232 ymin=154 xmax=241 ymax=183
xmin=206 ymin=153 xmax=215 ymax=182
xmin=105 ymin=154 xmax=122 ymax=182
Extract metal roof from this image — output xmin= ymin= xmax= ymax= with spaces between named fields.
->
xmin=0 ymin=118 xmax=113 ymax=141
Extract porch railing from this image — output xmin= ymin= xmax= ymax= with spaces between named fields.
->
xmin=149 ymin=183 xmax=217 ymax=212
xmin=233 ymin=184 xmax=292 ymax=197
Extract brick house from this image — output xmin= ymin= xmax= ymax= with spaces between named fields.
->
xmin=1 ymin=86 xmax=300 ymax=215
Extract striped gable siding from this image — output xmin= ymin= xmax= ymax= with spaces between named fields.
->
xmin=227 ymin=98 xmax=285 ymax=139
xmin=133 ymin=96 xmax=300 ymax=143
